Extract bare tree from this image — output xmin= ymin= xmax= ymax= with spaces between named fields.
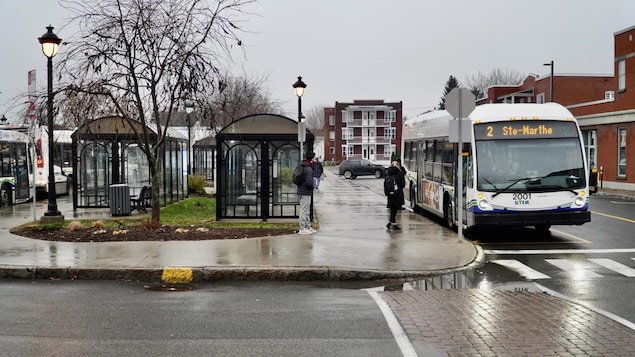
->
xmin=58 ymin=84 xmax=118 ymax=128
xmin=57 ymin=0 xmax=255 ymax=223
xmin=196 ymin=73 xmax=283 ymax=132
xmin=304 ymin=105 xmax=325 ymax=133
xmin=463 ymin=68 xmax=525 ymax=100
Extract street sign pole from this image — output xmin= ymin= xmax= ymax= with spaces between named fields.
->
xmin=445 ymin=88 xmax=475 ymax=241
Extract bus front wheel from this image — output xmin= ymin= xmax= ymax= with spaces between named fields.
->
xmin=409 ymin=186 xmax=417 ymax=210
xmin=0 ymin=184 xmax=12 ymax=206
xmin=444 ymin=197 xmax=454 ymax=229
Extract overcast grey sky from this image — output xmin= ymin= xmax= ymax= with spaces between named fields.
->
xmin=2 ymin=0 xmax=635 ymax=121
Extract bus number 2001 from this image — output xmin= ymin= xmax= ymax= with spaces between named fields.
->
xmin=513 ymin=192 xmax=531 ymax=205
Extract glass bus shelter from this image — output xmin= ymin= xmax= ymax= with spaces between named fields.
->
xmin=193 ymin=135 xmax=216 ymax=181
xmin=71 ymin=116 xmax=188 ymax=210
xmin=216 ymin=114 xmax=314 ymax=220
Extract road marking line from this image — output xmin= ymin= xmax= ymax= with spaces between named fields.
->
xmin=550 ymin=228 xmax=591 ymax=243
xmin=161 ymin=267 xmax=193 ymax=284
xmin=545 ymin=259 xmax=603 ymax=278
xmin=368 ymin=291 xmax=417 ymax=357
xmin=536 ymin=284 xmax=635 ymax=331
xmin=589 ymin=258 xmax=635 ymax=277
xmin=592 ymin=210 xmax=635 ymax=224
xmin=491 ymin=259 xmax=550 ymax=279
xmin=485 ymin=248 xmax=635 ymax=254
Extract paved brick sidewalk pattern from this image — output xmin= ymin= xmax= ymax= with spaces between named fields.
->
xmin=381 ymin=289 xmax=635 ymax=356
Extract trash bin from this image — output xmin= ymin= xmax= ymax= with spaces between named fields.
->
xmin=109 ymin=184 xmax=131 ymax=216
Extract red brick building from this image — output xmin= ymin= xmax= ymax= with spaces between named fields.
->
xmin=480 ymin=25 xmax=635 ymax=191
xmin=322 ymin=100 xmax=403 ymax=165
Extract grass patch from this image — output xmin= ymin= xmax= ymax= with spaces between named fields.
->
xmin=12 ymin=197 xmax=297 ymax=232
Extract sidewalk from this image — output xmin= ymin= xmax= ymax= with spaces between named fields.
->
xmin=0 ymin=170 xmax=481 ymax=281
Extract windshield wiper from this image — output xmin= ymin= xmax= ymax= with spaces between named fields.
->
xmin=479 ymin=176 xmax=497 ymax=190
xmin=492 ymin=176 xmax=543 ymax=198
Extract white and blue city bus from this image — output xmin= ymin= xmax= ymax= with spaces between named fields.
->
xmin=0 ymin=129 xmax=32 ymax=205
xmin=402 ymin=103 xmax=591 ymax=232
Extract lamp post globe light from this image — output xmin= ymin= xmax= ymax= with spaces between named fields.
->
xmin=292 ymin=76 xmax=307 ymax=161
xmin=185 ymin=101 xmax=195 ymax=176
xmin=38 ymin=25 xmax=63 ymax=221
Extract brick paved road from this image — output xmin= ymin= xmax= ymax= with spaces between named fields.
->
xmin=381 ymin=289 xmax=635 ymax=356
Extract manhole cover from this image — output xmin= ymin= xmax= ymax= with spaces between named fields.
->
xmin=144 ymin=284 xmax=194 ymax=292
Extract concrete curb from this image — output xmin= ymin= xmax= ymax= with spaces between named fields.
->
xmin=0 ymin=259 xmax=483 ymax=283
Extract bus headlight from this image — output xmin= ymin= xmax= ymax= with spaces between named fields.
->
xmin=478 ymin=199 xmax=490 ymax=210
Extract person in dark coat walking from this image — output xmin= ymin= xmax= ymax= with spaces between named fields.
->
xmin=297 ymin=152 xmax=315 ymax=234
xmin=385 ymin=165 xmax=405 ymax=230
xmin=312 ymin=156 xmax=324 ymax=190
xmin=394 ymin=160 xmax=407 ymax=209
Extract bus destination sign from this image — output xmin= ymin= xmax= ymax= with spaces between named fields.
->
xmin=474 ymin=120 xmax=578 ymax=140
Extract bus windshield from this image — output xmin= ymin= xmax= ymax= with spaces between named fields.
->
xmin=476 ymin=137 xmax=586 ymax=193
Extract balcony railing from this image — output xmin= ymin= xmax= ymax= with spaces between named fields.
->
xmin=344 ymin=119 xmax=393 ymax=127
xmin=344 ymin=136 xmax=392 ymax=144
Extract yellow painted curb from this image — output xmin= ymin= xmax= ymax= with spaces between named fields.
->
xmin=161 ymin=267 xmax=193 ymax=284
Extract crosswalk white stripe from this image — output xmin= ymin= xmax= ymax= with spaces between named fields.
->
xmin=490 ymin=259 xmax=551 ymax=279
xmin=545 ymin=259 xmax=604 ymax=278
xmin=589 ymin=258 xmax=635 ymax=277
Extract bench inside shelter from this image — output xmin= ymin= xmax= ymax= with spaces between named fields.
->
xmin=131 ymin=185 xmax=152 ymax=213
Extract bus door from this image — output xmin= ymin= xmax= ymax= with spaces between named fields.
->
xmin=13 ymin=143 xmax=31 ymax=201
xmin=461 ymin=148 xmax=469 ymax=226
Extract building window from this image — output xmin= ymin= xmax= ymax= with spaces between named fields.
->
xmin=384 ymin=127 xmax=396 ymax=140
xmin=329 ymin=115 xmax=335 ymax=126
xmin=583 ymin=130 xmax=597 ymax=169
xmin=618 ymin=59 xmax=626 ymax=91
xmin=342 ymin=128 xmax=353 ymax=140
xmin=385 ymin=110 xmax=396 ymax=123
xmin=537 ymin=93 xmax=545 ymax=104
xmin=342 ymin=145 xmax=353 ymax=158
xmin=384 ymin=144 xmax=396 ymax=159
xmin=342 ymin=111 xmax=353 ymax=123
xmin=618 ymin=127 xmax=626 ymax=177
xmin=329 ymin=147 xmax=335 ymax=154
xmin=329 ymin=131 xmax=335 ymax=141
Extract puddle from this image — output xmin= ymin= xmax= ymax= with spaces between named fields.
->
xmin=144 ymin=284 xmax=195 ymax=292
xmin=359 ymin=265 xmax=541 ymax=293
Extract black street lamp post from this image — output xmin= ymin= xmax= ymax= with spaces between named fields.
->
xmin=185 ymin=101 xmax=195 ymax=176
xmin=292 ymin=76 xmax=307 ymax=160
xmin=543 ymin=60 xmax=554 ymax=102
xmin=38 ymin=25 xmax=63 ymax=221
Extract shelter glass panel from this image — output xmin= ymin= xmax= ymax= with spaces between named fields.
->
xmin=221 ymin=141 xmax=261 ymax=217
xmin=270 ymin=141 xmax=300 ymax=217
xmin=123 ymin=144 xmax=150 ymax=196
xmin=78 ymin=143 xmax=111 ymax=207
xmin=194 ymin=147 xmax=215 ymax=180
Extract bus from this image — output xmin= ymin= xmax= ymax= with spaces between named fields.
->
xmin=402 ymin=103 xmax=591 ymax=232
xmin=0 ymin=129 xmax=32 ymax=205
xmin=32 ymin=127 xmax=73 ymax=197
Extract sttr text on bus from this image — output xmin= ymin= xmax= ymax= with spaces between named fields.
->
xmin=401 ymin=103 xmax=591 ymax=233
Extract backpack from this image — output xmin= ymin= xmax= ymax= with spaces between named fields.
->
xmin=384 ymin=175 xmax=397 ymax=196
xmin=292 ymin=164 xmax=305 ymax=186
